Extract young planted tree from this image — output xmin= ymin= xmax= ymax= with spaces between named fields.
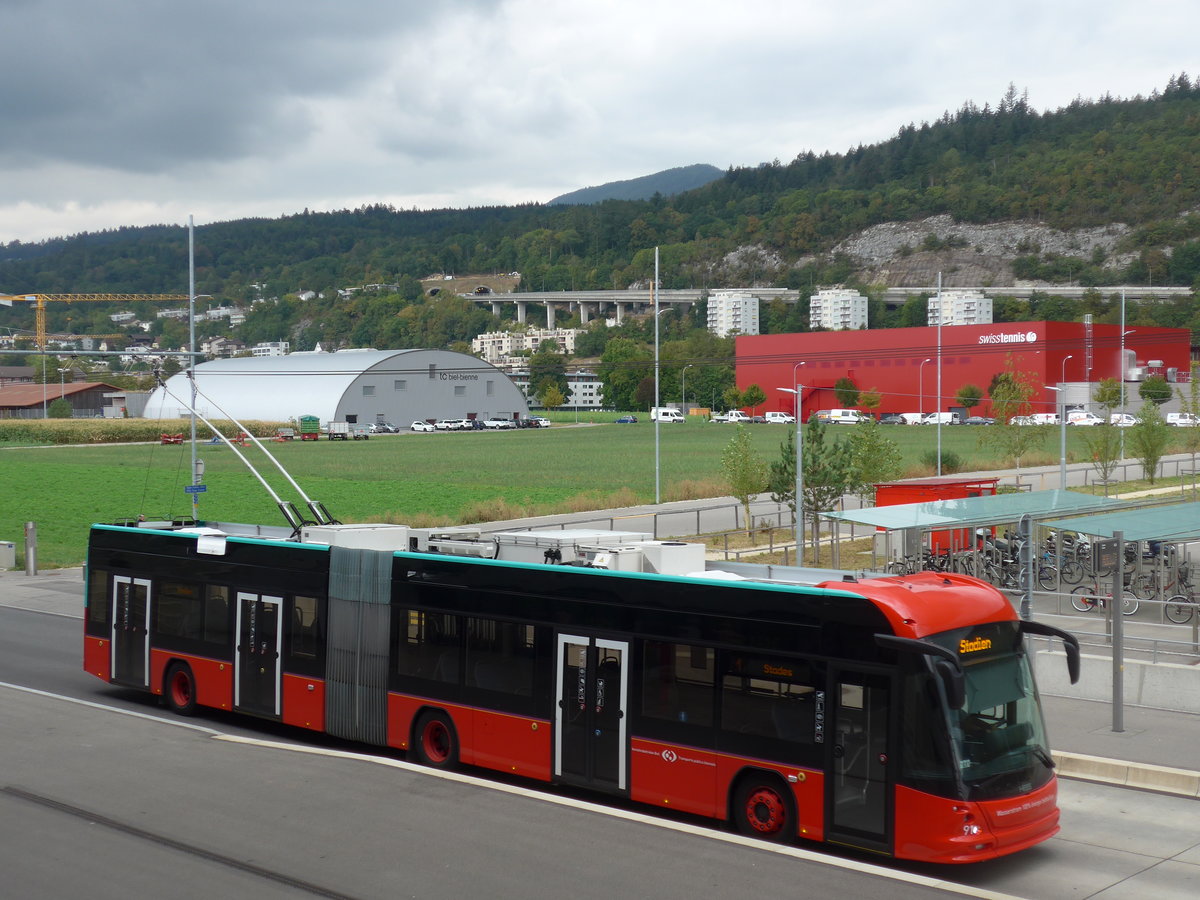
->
xmin=741 ymin=383 xmax=767 ymax=413
xmin=1175 ymin=362 xmax=1200 ymax=492
xmin=955 ymin=383 xmax=984 ymax=414
xmin=722 ymin=426 xmax=769 ymax=534
xmin=1139 ymin=375 xmax=1172 ymax=406
xmin=1127 ymin=401 xmax=1173 ymax=483
xmin=978 ymin=359 xmax=1045 ymax=474
xmin=768 ymin=418 xmax=856 ymax=556
xmin=846 ymin=419 xmax=903 ymax=504
xmin=834 ymin=376 xmax=860 ymax=408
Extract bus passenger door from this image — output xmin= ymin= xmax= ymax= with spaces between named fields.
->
xmin=554 ymin=634 xmax=629 ymax=793
xmin=235 ymin=592 xmax=283 ymax=717
xmin=111 ymin=576 xmax=151 ymax=688
xmin=827 ymin=668 xmax=893 ymax=854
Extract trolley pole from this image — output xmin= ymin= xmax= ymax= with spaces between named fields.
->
xmin=1112 ymin=530 xmax=1125 ymax=733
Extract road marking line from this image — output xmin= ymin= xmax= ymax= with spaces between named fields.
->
xmin=214 ymin=734 xmax=1026 ymax=899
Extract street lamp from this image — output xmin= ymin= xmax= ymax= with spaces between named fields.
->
xmin=919 ymin=358 xmax=932 ymax=418
xmin=681 ymin=364 xmax=693 ymax=413
xmin=57 ymin=366 xmax=71 ymax=416
xmin=777 ymin=359 xmax=806 ymax=565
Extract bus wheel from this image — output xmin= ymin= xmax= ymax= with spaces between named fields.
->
xmin=413 ymin=711 xmax=458 ymax=769
xmin=164 ymin=663 xmax=197 ymax=716
xmin=732 ymin=776 xmax=794 ymax=841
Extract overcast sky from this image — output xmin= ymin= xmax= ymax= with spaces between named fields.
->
xmin=1 ymin=0 xmax=1197 ymax=245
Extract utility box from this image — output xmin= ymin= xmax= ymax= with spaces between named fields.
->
xmin=0 ymin=541 xmax=14 ymax=569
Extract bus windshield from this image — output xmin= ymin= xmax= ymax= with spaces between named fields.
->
xmin=939 ymin=622 xmax=1054 ymax=802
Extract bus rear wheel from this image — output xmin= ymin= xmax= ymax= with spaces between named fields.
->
xmin=413 ymin=711 xmax=459 ymax=769
xmin=732 ymin=775 xmax=795 ymax=842
xmin=164 ymin=662 xmax=197 ymax=716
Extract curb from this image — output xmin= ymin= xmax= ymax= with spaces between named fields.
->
xmin=1055 ymin=750 xmax=1200 ymax=798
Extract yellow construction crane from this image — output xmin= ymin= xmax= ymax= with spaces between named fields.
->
xmin=0 ymin=293 xmax=189 ymax=350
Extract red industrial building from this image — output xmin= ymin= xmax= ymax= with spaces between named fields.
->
xmin=736 ymin=321 xmax=1191 ymax=419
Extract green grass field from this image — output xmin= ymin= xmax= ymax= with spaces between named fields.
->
xmin=0 ymin=417 xmax=1163 ymax=568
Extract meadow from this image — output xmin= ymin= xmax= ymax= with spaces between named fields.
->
xmin=0 ymin=415 xmax=1155 ymax=568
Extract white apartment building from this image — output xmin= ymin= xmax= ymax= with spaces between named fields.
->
xmin=927 ymin=290 xmax=993 ymax=326
xmin=252 ymin=341 xmax=290 ymax=357
xmin=509 ymin=369 xmax=604 ymax=410
xmin=707 ymin=290 xmax=760 ymax=337
xmin=472 ymin=328 xmax=581 ymax=364
xmin=809 ymin=288 xmax=868 ymax=331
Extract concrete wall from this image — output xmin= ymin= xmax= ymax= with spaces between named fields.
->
xmin=1034 ymin=649 xmax=1200 ymax=715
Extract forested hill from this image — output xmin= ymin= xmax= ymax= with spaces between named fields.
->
xmin=3 ymin=78 xmax=1200 ymax=313
xmin=547 ymin=164 xmax=724 ymax=205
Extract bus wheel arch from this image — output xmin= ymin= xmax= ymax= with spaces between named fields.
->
xmin=730 ymin=769 xmax=796 ymax=841
xmin=164 ymin=661 xmax=197 ymax=716
xmin=412 ymin=708 xmax=459 ymax=769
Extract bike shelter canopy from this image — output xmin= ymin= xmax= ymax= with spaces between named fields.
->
xmin=825 ymin=489 xmax=1122 ymax=533
xmin=823 ymin=489 xmax=1123 ymax=568
xmin=1042 ymin=501 xmax=1200 ymax=542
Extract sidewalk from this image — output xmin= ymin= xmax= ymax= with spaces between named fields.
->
xmin=3 ymin=563 xmax=1197 ymax=797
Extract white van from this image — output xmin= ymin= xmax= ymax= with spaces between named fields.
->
xmin=1028 ymin=413 xmax=1059 ymax=425
xmin=764 ymin=411 xmax=795 ymax=424
xmin=898 ymin=412 xmax=924 ymax=425
xmin=1067 ymin=410 xmax=1103 ymax=426
xmin=814 ymin=408 xmax=868 ymax=425
xmin=650 ymin=407 xmax=685 ymax=423
xmin=921 ymin=412 xmax=961 ymax=425
xmin=1168 ymin=412 xmax=1199 ymax=427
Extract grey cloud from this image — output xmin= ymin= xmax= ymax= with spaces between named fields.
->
xmin=0 ymin=0 xmax=501 ymax=170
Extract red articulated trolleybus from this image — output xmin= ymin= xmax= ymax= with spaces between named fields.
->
xmin=84 ymin=516 xmax=1081 ymax=864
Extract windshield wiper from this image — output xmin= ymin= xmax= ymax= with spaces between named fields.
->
xmin=1033 ymin=745 xmax=1056 ymax=769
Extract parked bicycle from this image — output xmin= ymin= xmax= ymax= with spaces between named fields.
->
xmin=1163 ymin=563 xmax=1197 ymax=624
xmin=1069 ymin=580 xmax=1139 ymax=616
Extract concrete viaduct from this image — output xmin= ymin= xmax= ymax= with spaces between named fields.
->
xmin=464 ymin=286 xmax=1188 ymax=329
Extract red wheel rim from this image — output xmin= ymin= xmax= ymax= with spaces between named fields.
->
xmin=422 ymin=720 xmax=450 ymax=762
xmin=744 ymin=788 xmax=786 ymax=835
xmin=170 ymin=670 xmax=192 ymax=708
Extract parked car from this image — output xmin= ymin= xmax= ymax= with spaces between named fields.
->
xmin=963 ymin=415 xmax=995 ymax=426
xmin=529 ymin=416 xmax=551 ymax=427
xmin=879 ymin=413 xmax=904 ymax=425
xmin=1167 ymin=412 xmax=1199 ymax=427
xmin=748 ymin=415 xmax=767 ymax=424
xmin=482 ymin=418 xmax=516 ymax=429
xmin=764 ymin=411 xmax=795 ymax=424
xmin=410 ymin=420 xmax=435 ymax=432
xmin=1067 ymin=410 xmax=1103 ymax=426
xmin=1009 ymin=415 xmax=1034 ymax=426
xmin=615 ymin=415 xmax=638 ymax=424
xmin=1110 ymin=413 xmax=1136 ymax=427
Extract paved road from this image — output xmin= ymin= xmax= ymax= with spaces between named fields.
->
xmin=3 ymin=588 xmax=1199 ymax=899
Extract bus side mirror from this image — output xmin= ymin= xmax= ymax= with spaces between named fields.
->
xmin=1019 ymin=620 xmax=1081 ymax=685
xmin=933 ymin=657 xmax=965 ymax=710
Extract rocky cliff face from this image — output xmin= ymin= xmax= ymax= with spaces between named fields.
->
xmin=833 ymin=214 xmax=1136 ymax=287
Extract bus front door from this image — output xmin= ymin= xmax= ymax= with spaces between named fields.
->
xmin=111 ymin=576 xmax=151 ymax=688
xmin=827 ymin=668 xmax=893 ymax=854
xmin=235 ymin=592 xmax=282 ymax=717
xmin=554 ymin=634 xmax=629 ymax=793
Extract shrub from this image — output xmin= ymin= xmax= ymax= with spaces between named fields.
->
xmin=920 ymin=449 xmax=964 ymax=473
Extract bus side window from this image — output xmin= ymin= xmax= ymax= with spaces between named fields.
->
xmin=290 ymin=595 xmax=320 ymax=659
xmin=396 ymin=610 xmax=462 ymax=683
xmin=641 ymin=641 xmax=714 ymax=726
xmin=155 ymin=581 xmax=202 ymax=639
xmin=86 ymin=568 xmax=110 ymax=636
xmin=204 ymin=586 xmax=231 ymax=645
